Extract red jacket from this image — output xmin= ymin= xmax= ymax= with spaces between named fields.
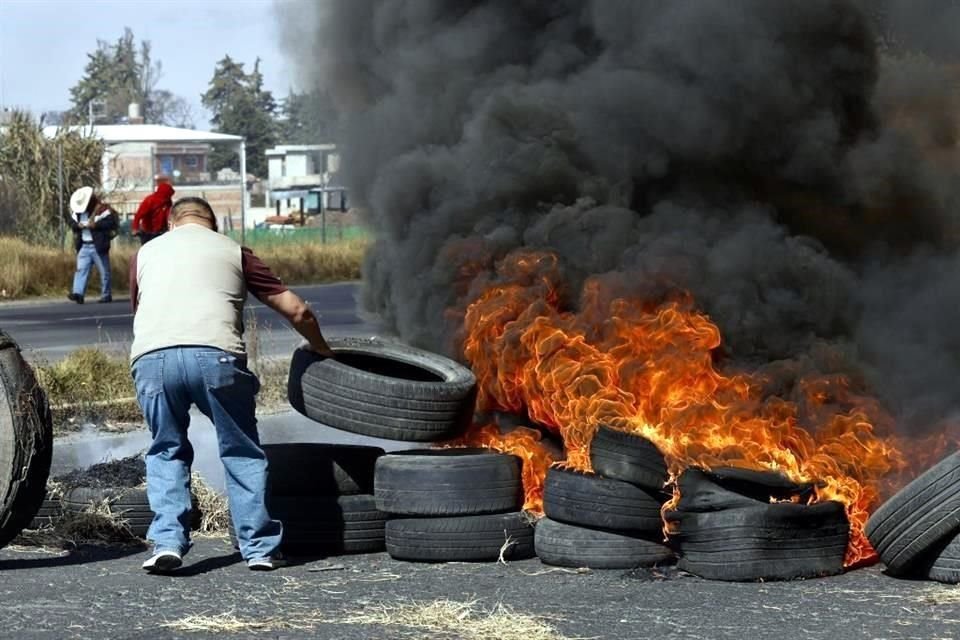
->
xmin=132 ymin=183 xmax=175 ymax=234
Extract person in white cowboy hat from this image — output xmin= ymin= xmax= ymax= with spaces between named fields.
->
xmin=65 ymin=185 xmax=118 ymax=304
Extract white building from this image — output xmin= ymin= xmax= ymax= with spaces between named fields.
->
xmin=265 ymin=144 xmax=346 ymax=213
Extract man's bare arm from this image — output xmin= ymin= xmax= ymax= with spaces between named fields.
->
xmin=261 ymin=290 xmax=335 ymax=357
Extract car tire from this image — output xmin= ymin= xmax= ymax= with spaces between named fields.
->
xmin=534 ymin=517 xmax=674 ymax=570
xmin=288 ymin=338 xmax=477 ymax=442
xmin=543 ymin=467 xmax=663 ymax=532
xmin=264 ymin=443 xmax=383 ymax=496
xmin=385 ymin=512 xmax=534 ymax=562
xmin=589 ymin=425 xmax=667 ymax=491
xmin=0 ymin=330 xmax=53 ymax=548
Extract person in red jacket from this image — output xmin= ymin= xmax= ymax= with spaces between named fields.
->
xmin=132 ymin=182 xmax=175 ymax=244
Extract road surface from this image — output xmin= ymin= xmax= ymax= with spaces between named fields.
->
xmin=0 ymin=282 xmax=381 ymax=363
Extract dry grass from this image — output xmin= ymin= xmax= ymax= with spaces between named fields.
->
xmin=335 ymin=599 xmax=571 ymax=640
xmin=191 ymin=472 xmax=230 ymax=535
xmin=162 ymin=612 xmax=318 ymax=634
xmin=161 ymin=600 xmax=570 ymax=638
xmin=0 ymin=235 xmax=367 ymax=300
xmin=14 ymin=496 xmax=143 ymax=550
xmin=33 ymin=347 xmax=140 ymax=434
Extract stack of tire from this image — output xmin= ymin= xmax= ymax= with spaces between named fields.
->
xmin=536 ymin=426 xmax=674 ymax=569
xmin=866 ymin=450 xmax=960 ymax=583
xmin=289 ymin=338 xmax=514 ymax=561
xmin=228 ymin=443 xmax=387 ymax=556
xmin=666 ymin=467 xmax=849 ymax=581
xmin=375 ymin=449 xmax=535 ymax=562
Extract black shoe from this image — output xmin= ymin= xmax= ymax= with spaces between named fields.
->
xmin=67 ymin=293 xmax=84 ymax=304
xmin=98 ymin=295 xmax=112 ymax=303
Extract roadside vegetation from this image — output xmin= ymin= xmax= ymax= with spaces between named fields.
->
xmin=0 ymin=234 xmax=367 ymax=300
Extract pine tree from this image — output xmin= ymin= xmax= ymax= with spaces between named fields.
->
xmin=67 ymin=28 xmax=185 ymax=126
xmin=202 ymin=56 xmax=277 ymax=178
xmin=278 ymin=89 xmax=336 ymax=144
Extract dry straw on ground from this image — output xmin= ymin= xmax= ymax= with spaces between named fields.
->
xmin=335 ymin=599 xmax=571 ymax=640
xmin=162 ymin=600 xmax=569 ymax=639
xmin=161 ymin=612 xmax=318 ymax=633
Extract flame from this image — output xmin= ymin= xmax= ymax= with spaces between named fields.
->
xmin=460 ymin=250 xmax=908 ymax=566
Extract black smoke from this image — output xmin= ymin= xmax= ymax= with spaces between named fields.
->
xmin=280 ymin=0 xmax=960 ymax=434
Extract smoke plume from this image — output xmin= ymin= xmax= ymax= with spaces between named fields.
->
xmin=280 ymin=1 xmax=960 ymax=435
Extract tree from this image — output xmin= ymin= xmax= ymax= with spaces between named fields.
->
xmin=149 ymin=90 xmax=196 ymax=129
xmin=202 ymin=56 xmax=277 ymax=178
xmin=67 ymin=28 xmax=190 ymax=127
xmin=277 ymin=89 xmax=337 ymax=144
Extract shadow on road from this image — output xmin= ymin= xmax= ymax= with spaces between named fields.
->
xmin=169 ymin=552 xmax=243 ymax=576
xmin=0 ymin=543 xmax=145 ymax=570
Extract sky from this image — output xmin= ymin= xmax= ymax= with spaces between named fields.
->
xmin=0 ymin=0 xmax=300 ymax=128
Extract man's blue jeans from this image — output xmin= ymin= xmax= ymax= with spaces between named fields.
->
xmin=131 ymin=347 xmax=282 ymax=560
xmin=72 ymin=244 xmax=111 ymax=298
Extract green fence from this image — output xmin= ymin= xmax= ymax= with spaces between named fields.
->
xmin=225 ymin=225 xmax=369 ymax=248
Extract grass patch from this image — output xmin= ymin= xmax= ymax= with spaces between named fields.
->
xmin=0 ymin=234 xmax=367 ymax=300
xmin=34 ymin=347 xmax=140 ymax=434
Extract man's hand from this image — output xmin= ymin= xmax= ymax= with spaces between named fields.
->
xmin=262 ymin=290 xmax=334 ymax=357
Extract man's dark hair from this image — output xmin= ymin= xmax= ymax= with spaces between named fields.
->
xmin=171 ymin=197 xmax=218 ymax=232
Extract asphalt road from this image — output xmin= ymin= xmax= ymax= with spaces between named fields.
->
xmin=0 ymin=282 xmax=380 ymax=363
xmin=1 ymin=537 xmax=959 ymax=640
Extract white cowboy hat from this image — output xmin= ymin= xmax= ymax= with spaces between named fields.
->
xmin=69 ymin=186 xmax=94 ymax=214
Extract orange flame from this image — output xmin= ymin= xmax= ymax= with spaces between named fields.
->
xmin=460 ymin=250 xmax=908 ymax=566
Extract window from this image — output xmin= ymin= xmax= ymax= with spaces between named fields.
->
xmin=183 ymin=155 xmax=199 ymax=169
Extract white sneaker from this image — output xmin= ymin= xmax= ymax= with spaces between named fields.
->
xmin=247 ymin=554 xmax=287 ymax=571
xmin=142 ymin=549 xmax=183 ymax=574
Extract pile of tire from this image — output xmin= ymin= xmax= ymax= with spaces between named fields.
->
xmin=536 ymin=426 xmax=674 ymax=569
xmin=375 ymin=449 xmax=535 ymax=562
xmin=0 ymin=329 xmax=53 ymax=549
xmin=866 ymin=450 xmax=960 ymax=583
xmin=666 ymin=467 xmax=849 ymax=581
xmin=288 ymin=338 xmax=518 ymax=561
xmin=228 ymin=443 xmax=387 ymax=556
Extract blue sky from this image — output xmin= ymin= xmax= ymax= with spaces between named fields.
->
xmin=0 ymin=0 xmax=300 ymax=128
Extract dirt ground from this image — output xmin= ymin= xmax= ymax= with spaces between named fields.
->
xmin=1 ymin=536 xmax=959 ymax=640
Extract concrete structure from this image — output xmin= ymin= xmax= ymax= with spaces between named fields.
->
xmin=265 ymin=144 xmax=346 ymax=214
xmin=42 ymin=124 xmax=253 ymax=233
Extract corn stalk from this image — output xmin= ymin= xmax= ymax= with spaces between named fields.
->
xmin=0 ymin=111 xmax=104 ymax=246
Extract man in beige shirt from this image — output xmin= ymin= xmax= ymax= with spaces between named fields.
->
xmin=129 ymin=196 xmax=334 ymax=573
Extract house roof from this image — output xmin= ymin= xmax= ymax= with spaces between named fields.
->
xmin=42 ymin=124 xmax=243 ymax=144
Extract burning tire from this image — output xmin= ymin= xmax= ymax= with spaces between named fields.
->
xmin=667 ymin=468 xmax=847 ymax=581
xmin=677 ymin=466 xmax=815 ymax=508
xmin=534 ymin=517 xmax=674 ymax=570
xmin=866 ymin=451 xmax=960 ymax=576
xmin=666 ymin=501 xmax=849 ymax=581
xmin=0 ymin=330 xmax=53 ymax=549
xmin=375 ymin=449 xmax=522 ymax=516
xmin=542 ymin=467 xmax=663 ymax=532
xmin=385 ymin=511 xmax=534 ymax=562
xmin=288 ymin=338 xmax=477 ymax=442
xmin=230 ymin=494 xmax=387 ymax=555
xmin=589 ymin=425 xmax=667 ymax=491
xmin=264 ymin=443 xmax=383 ymax=496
